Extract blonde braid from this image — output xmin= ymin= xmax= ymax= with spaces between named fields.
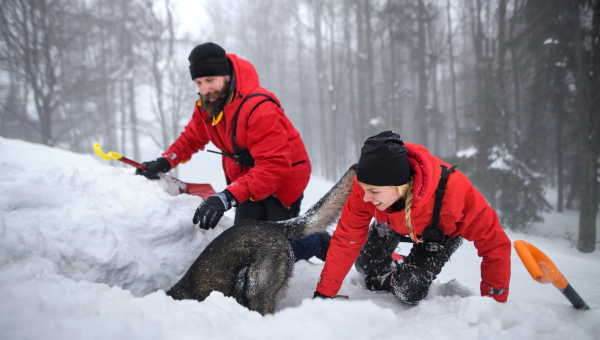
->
xmin=403 ymin=177 xmax=421 ymax=243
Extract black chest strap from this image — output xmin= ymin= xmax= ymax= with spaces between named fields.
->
xmin=230 ymin=93 xmax=280 ymax=157
xmin=207 ymin=93 xmax=280 ymax=167
xmin=421 ymin=164 xmax=458 ymax=244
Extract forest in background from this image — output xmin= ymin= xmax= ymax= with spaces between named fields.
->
xmin=0 ymin=0 xmax=598 ymax=252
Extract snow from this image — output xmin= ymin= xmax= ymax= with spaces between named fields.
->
xmin=369 ymin=117 xmax=385 ymax=127
xmin=456 ymin=146 xmax=477 ymax=159
xmin=1 ymin=136 xmax=599 ymax=340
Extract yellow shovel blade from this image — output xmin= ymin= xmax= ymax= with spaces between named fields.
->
xmin=93 ymin=143 xmax=122 ymax=161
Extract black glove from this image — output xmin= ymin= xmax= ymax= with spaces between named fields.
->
xmin=365 ymin=271 xmax=393 ymax=292
xmin=313 ymin=291 xmax=333 ymax=299
xmin=193 ymin=190 xmax=237 ymax=230
xmin=135 ymin=157 xmax=172 ymax=180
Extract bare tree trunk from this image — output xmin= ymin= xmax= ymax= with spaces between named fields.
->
xmin=328 ymin=0 xmax=340 ymax=177
xmin=344 ymin=1 xmax=360 ymax=161
xmin=469 ymin=0 xmax=490 ymax=172
xmin=100 ymin=15 xmax=115 ymax=153
xmin=446 ymin=0 xmax=459 ymax=152
xmin=365 ymin=0 xmax=376 ymax=138
xmin=294 ymin=10 xmax=311 ymax=160
xmin=588 ymin=0 xmax=600 ymax=245
xmin=387 ymin=0 xmax=398 ymax=132
xmin=416 ymin=0 xmax=428 ymax=147
xmin=427 ymin=16 xmax=442 ymax=155
xmin=571 ymin=0 xmax=597 ymax=253
xmin=356 ymin=0 xmax=368 ymax=144
xmin=554 ymin=64 xmax=565 ymax=212
xmin=509 ymin=0 xmax=522 ymax=142
xmin=129 ymin=79 xmax=140 ymax=161
xmin=497 ymin=0 xmax=509 ymax=142
xmin=312 ymin=0 xmax=327 ymax=177
xmin=120 ymin=80 xmax=127 ymax=159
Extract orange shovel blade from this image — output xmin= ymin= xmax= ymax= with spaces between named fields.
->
xmin=514 ymin=240 xmax=568 ymax=290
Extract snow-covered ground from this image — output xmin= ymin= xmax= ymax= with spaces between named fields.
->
xmin=1 ymin=136 xmax=598 ymax=340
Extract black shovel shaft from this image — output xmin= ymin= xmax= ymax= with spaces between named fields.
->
xmin=560 ymin=284 xmax=590 ymax=310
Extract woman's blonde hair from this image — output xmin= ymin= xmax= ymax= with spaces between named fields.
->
xmin=366 ymin=178 xmax=418 ymax=243
xmin=401 ymin=177 xmax=420 ymax=243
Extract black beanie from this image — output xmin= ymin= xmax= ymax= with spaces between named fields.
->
xmin=188 ymin=42 xmax=231 ymax=80
xmin=356 ymin=131 xmax=411 ymax=186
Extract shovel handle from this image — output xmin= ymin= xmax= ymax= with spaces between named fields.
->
xmin=116 ymin=156 xmax=147 ymax=170
xmin=93 ymin=143 xmax=147 ymax=170
xmin=561 ymin=284 xmax=590 ymax=310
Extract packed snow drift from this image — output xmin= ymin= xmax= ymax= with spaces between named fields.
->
xmin=1 ymin=136 xmax=598 ymax=340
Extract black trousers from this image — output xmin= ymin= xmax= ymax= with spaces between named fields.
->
xmin=355 ymin=221 xmax=463 ymax=305
xmin=234 ymin=194 xmax=323 ymax=261
xmin=234 ymin=194 xmax=303 ymax=223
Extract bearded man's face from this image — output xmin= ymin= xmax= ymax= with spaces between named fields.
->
xmin=194 ymin=75 xmax=231 ymax=117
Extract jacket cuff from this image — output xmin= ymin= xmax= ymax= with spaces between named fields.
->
xmin=481 ymin=282 xmax=508 ymax=303
xmin=161 ymin=151 xmax=179 ymax=168
xmin=225 ymin=182 xmax=250 ymax=205
xmin=222 ymin=189 xmax=238 ymax=207
xmin=316 ymin=276 xmax=342 ymax=297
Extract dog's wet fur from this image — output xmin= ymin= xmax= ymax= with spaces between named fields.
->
xmin=166 ymin=164 xmax=357 ymax=315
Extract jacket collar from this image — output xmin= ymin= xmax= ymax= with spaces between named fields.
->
xmin=405 ymin=143 xmax=443 ymax=209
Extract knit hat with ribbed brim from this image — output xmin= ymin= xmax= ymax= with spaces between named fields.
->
xmin=356 ymin=131 xmax=411 ymax=186
xmin=188 ymin=42 xmax=231 ymax=80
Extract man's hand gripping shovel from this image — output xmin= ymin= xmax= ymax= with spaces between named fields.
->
xmin=93 ymin=143 xmax=216 ymax=200
xmin=514 ymin=240 xmax=590 ymax=310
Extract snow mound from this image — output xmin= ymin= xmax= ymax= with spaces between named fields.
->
xmin=0 ymin=137 xmax=231 ymax=297
xmin=0 ymin=137 xmax=598 ymax=340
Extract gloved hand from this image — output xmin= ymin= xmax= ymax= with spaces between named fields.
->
xmin=193 ymin=190 xmax=237 ymax=230
xmin=135 ymin=157 xmax=172 ymax=180
xmin=313 ymin=291 xmax=333 ymax=299
xmin=365 ymin=271 xmax=393 ymax=292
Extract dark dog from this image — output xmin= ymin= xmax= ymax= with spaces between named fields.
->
xmin=166 ymin=164 xmax=357 ymax=315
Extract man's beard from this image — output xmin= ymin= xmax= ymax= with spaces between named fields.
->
xmin=200 ymin=79 xmax=230 ymax=118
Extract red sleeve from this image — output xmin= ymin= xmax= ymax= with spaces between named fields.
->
xmin=162 ymin=106 xmax=210 ymax=168
xmin=316 ymin=180 xmax=373 ymax=296
xmin=225 ymin=102 xmax=292 ymax=204
xmin=452 ymin=176 xmax=511 ymax=302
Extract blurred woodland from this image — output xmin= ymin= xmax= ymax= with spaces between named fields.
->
xmin=1 ymin=0 xmax=598 ymax=251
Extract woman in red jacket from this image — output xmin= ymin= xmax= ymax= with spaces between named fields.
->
xmin=314 ymin=131 xmax=511 ymax=304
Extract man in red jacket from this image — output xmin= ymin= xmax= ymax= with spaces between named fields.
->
xmin=137 ymin=42 xmax=327 ymax=261
xmin=313 ymin=131 xmax=511 ymax=304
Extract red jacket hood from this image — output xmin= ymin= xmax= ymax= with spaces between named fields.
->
xmin=226 ymin=54 xmax=281 ymax=107
xmin=406 ymin=143 xmax=450 ymax=209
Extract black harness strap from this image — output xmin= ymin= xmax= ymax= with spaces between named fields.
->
xmin=229 ymin=93 xmax=280 ymax=167
xmin=421 ymin=164 xmax=458 ymax=245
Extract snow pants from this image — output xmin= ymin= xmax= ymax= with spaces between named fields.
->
xmin=355 ymin=221 xmax=463 ymax=305
xmin=234 ymin=194 xmax=324 ymax=261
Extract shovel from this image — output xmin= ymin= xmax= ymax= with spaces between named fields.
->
xmin=93 ymin=143 xmax=216 ymax=200
xmin=514 ymin=240 xmax=589 ymax=310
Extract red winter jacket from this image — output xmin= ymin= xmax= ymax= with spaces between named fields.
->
xmin=316 ymin=143 xmax=511 ymax=302
xmin=162 ymin=54 xmax=311 ymax=207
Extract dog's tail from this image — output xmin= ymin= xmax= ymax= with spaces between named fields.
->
xmin=278 ymin=164 xmax=357 ymax=241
